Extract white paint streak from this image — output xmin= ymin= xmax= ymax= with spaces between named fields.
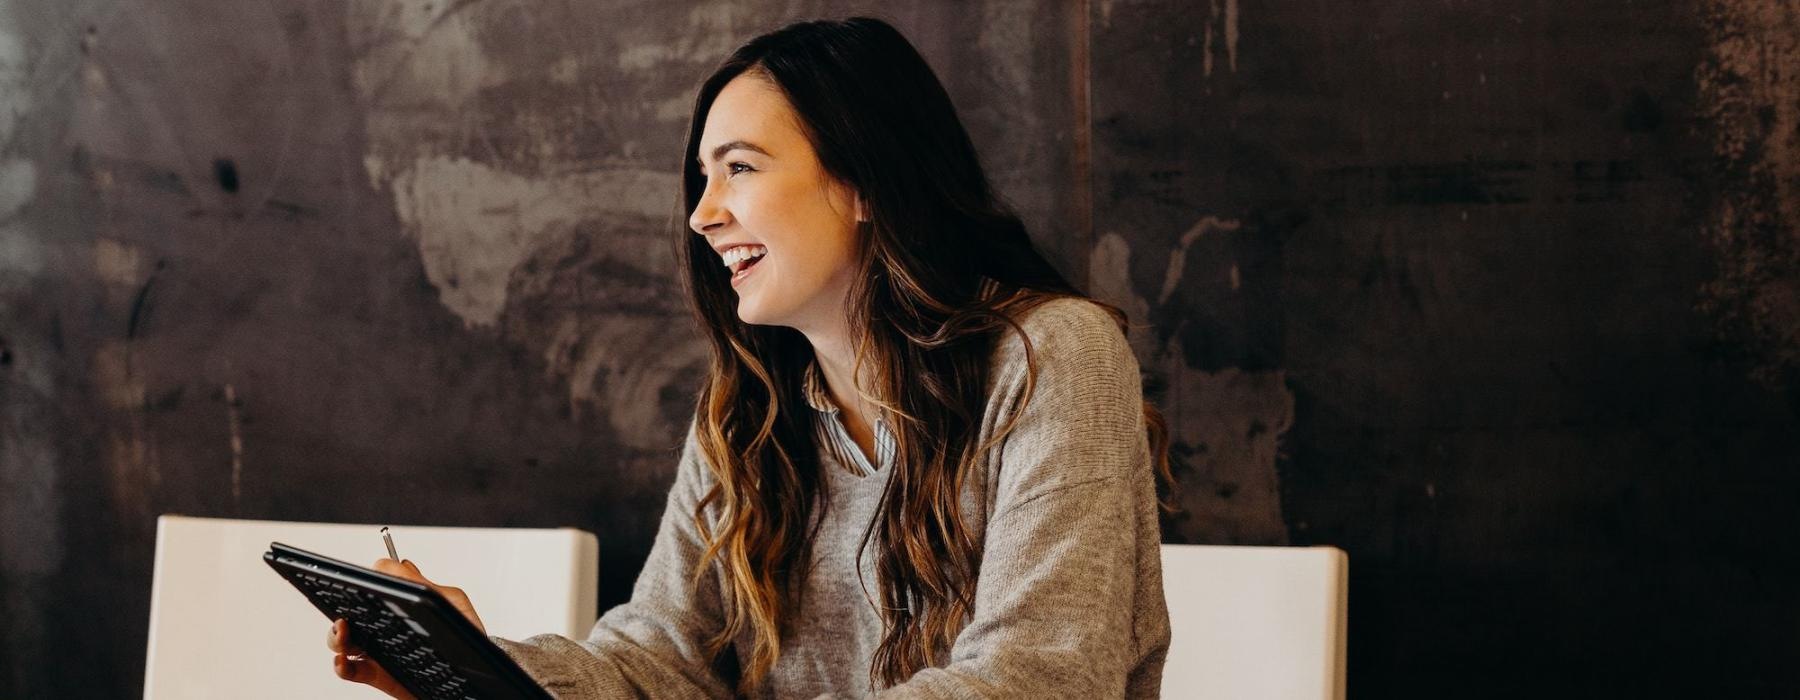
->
xmin=388 ymin=155 xmax=677 ymax=327
xmin=0 ymin=9 xmax=27 ymax=138
xmin=225 ymin=383 xmax=243 ymax=506
xmin=1202 ymin=0 xmax=1241 ymax=78
xmin=93 ymin=238 xmax=143 ymax=287
xmin=1090 ymin=232 xmax=1155 ymax=353
xmin=1089 ymin=222 xmax=1292 ymax=544
xmin=1158 ymin=215 xmax=1243 ymax=304
xmin=362 ymin=154 xmax=387 ymax=189
xmin=1225 ymin=0 xmax=1240 ymax=73
xmin=94 ymin=341 xmax=144 ymax=409
xmin=652 ymin=95 xmax=694 ymax=122
xmin=617 ymin=3 xmax=742 ymax=71
xmin=349 ymin=0 xmax=497 ymax=108
xmin=0 ymin=6 xmax=42 ymax=279
xmin=351 ymin=4 xmax=680 ymax=328
xmin=1203 ymin=0 xmax=1216 ymax=78
xmin=349 ymin=0 xmax=711 ymax=440
xmin=542 ymin=313 xmax=709 ymax=449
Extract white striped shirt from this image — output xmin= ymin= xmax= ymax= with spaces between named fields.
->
xmin=801 ymin=359 xmax=895 ymax=477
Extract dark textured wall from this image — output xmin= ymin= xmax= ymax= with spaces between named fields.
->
xmin=1 ymin=1 xmax=1796 ymax=697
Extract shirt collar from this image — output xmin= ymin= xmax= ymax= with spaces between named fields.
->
xmin=801 ymin=357 xmax=838 ymax=414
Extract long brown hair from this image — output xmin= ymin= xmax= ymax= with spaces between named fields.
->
xmin=675 ymin=17 xmax=1172 ymax=692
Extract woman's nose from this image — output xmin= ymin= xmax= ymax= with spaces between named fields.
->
xmin=689 ymin=184 xmax=729 ymax=235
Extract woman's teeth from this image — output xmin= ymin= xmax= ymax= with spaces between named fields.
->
xmin=722 ymin=245 xmax=768 ymax=273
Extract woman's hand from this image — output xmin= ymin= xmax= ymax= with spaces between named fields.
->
xmin=325 ymin=558 xmax=488 ymax=698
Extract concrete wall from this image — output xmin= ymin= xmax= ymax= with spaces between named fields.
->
xmin=2 ymin=0 xmax=1796 ymax=696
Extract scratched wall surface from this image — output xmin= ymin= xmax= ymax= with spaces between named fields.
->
xmin=0 ymin=0 xmax=1796 ymax=697
xmin=0 ymin=0 xmax=1088 ymax=696
xmin=1085 ymin=1 xmax=1799 ymax=696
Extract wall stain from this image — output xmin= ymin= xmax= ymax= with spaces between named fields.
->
xmin=1201 ymin=0 xmax=1238 ymax=78
xmin=500 ymin=220 xmax=706 ymax=451
xmin=350 ymin=0 xmax=712 ymax=451
xmin=1697 ymin=1 xmax=1800 ymax=387
xmin=13 ymin=1 xmax=1797 ymax=696
xmin=1091 ymin=229 xmax=1292 ymax=545
xmin=381 ymin=154 xmax=677 ymax=328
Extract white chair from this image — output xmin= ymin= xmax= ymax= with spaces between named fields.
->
xmin=1159 ymin=544 xmax=1349 ymax=699
xmin=143 ymin=515 xmax=599 ymax=699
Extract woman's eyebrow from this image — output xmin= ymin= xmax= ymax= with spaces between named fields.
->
xmin=702 ymin=140 xmax=772 ymax=165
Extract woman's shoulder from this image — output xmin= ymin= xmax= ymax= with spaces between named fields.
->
xmin=1023 ymin=294 xmax=1122 ymax=326
xmin=991 ymin=296 xmax=1135 ymax=377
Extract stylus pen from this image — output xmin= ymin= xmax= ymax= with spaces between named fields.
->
xmin=381 ymin=526 xmax=399 ymax=561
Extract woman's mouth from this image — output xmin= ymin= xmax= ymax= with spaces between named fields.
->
xmin=721 ymin=245 xmax=768 ymax=287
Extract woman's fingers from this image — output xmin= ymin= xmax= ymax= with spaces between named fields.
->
xmin=369 ymin=558 xmax=488 ymax=634
xmin=328 ymin=618 xmax=413 ymax=699
xmin=334 ymin=652 xmax=415 ymax=699
xmin=327 ymin=618 xmax=364 ymax=655
xmin=372 ymin=558 xmax=421 ymax=582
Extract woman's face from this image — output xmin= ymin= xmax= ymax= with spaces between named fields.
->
xmin=689 ymin=73 xmax=863 ymax=333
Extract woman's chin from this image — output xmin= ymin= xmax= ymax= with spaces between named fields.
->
xmin=734 ymin=297 xmax=774 ymax=326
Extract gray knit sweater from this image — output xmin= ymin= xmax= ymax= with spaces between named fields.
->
xmin=492 ymin=298 xmax=1171 ymax=698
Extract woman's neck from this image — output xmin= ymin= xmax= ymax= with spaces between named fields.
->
xmin=801 ymin=321 xmax=884 ymax=460
xmin=804 ymin=324 xmax=870 ymax=411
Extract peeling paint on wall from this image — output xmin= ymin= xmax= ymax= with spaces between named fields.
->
xmin=92 ymin=339 xmax=143 ymax=410
xmin=350 ymin=0 xmax=708 ymax=445
xmin=1089 ymin=233 xmax=1151 ymax=340
xmin=1696 ymin=1 xmax=1800 ymax=386
xmin=91 ymin=238 xmax=142 ymax=287
xmin=224 ymin=382 xmax=243 ymax=506
xmin=1201 ymin=0 xmax=1239 ymax=78
xmin=383 ymin=154 xmax=677 ymax=327
xmin=349 ymin=0 xmax=499 ymax=109
xmin=1090 ymin=229 xmax=1291 ymax=544
xmin=1157 ymin=215 xmax=1241 ymax=304
xmin=0 ymin=0 xmax=62 ymax=562
xmin=615 ymin=3 xmax=745 ymax=73
xmin=0 ymin=6 xmax=43 ymax=281
xmin=9 ymin=1 xmax=1798 ymax=696
xmin=500 ymin=220 xmax=707 ymax=450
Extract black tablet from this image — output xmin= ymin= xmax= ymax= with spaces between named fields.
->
xmin=263 ymin=541 xmax=553 ymax=700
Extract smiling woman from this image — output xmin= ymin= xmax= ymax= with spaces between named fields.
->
xmin=688 ymin=77 xmax=864 ymax=332
xmin=328 ymin=16 xmax=1174 ymax=699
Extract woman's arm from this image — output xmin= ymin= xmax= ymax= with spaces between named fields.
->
xmin=872 ymin=299 xmax=1172 ymax=698
xmin=491 ymin=425 xmax=737 ymax=699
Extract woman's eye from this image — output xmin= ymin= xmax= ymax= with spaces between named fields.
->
xmin=728 ymin=162 xmax=754 ymax=176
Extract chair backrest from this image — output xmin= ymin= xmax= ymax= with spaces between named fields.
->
xmin=143 ymin=514 xmax=598 ymax=699
xmin=1159 ymin=544 xmax=1348 ymax=700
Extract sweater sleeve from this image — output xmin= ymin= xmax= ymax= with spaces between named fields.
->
xmin=869 ymin=299 xmax=1165 ymax=699
xmin=490 ymin=425 xmax=736 ymax=699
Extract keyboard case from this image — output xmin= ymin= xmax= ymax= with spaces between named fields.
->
xmin=263 ymin=541 xmax=553 ymax=700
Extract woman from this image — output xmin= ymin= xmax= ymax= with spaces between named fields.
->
xmin=329 ymin=16 xmax=1172 ymax=698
